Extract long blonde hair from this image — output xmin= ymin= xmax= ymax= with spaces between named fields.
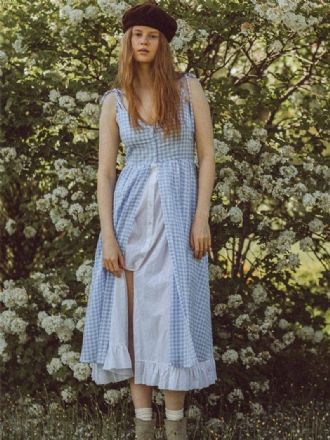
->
xmin=114 ymin=27 xmax=183 ymax=138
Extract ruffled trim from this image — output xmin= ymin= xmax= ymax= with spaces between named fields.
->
xmin=134 ymin=358 xmax=217 ymax=391
xmin=92 ymin=345 xmax=133 ymax=385
xmin=92 ymin=354 xmax=217 ymax=390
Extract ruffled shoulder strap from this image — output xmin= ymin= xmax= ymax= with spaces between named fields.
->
xmin=100 ymin=88 xmax=125 ymax=111
xmin=182 ymin=73 xmax=196 ymax=132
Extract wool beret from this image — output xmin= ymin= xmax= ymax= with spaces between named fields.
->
xmin=122 ymin=4 xmax=177 ymax=42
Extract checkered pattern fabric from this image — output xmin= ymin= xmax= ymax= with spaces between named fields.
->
xmin=80 ymin=74 xmax=214 ymax=368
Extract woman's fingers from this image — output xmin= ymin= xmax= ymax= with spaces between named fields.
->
xmin=192 ymin=235 xmax=211 ymax=259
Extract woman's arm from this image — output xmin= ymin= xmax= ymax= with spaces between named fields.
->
xmin=188 ymin=77 xmax=215 ymax=260
xmin=97 ymin=92 xmax=125 ymax=277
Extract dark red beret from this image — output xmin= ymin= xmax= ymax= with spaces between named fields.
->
xmin=122 ymin=4 xmax=177 ymax=42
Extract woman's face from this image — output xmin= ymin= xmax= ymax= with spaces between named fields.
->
xmin=131 ymin=26 xmax=160 ymax=63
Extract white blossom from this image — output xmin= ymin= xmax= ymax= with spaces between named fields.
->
xmin=0 ymin=283 xmax=28 ymax=309
xmin=209 ymin=264 xmax=222 ymax=281
xmin=283 ymin=331 xmax=295 ymax=346
xmin=222 ymin=349 xmax=239 ymax=364
xmin=85 ymin=6 xmax=99 ymax=20
xmin=299 ymin=236 xmax=314 ymax=251
xmin=49 ymin=89 xmax=61 ymax=102
xmin=227 ymin=294 xmax=243 ymax=308
xmin=252 ymin=284 xmax=267 ymax=304
xmin=59 ymin=95 xmax=76 ymax=111
xmin=62 ymin=299 xmax=77 ymax=310
xmin=104 ymin=389 xmax=121 ymax=405
xmin=81 ymin=103 xmax=100 ymax=124
xmin=282 ymin=12 xmax=308 ymax=32
xmin=249 ymin=380 xmax=269 ymax=393
xmin=76 ymin=91 xmax=91 ymax=102
xmin=278 ymin=318 xmax=289 ymax=330
xmin=234 ymin=314 xmax=251 ymax=328
xmin=59 ymin=5 xmax=72 ymax=18
xmin=23 ymin=226 xmax=37 ymax=238
xmin=246 ymin=139 xmax=262 ymax=155
xmin=69 ymin=9 xmax=84 ymax=26
xmin=269 ymin=39 xmax=283 ymax=53
xmin=223 ymin=122 xmax=241 ymax=143
xmin=61 ymin=387 xmax=76 ymax=403
xmin=12 ymin=35 xmax=26 ymax=53
xmin=1 ymin=147 xmax=17 ymax=162
xmin=214 ymin=303 xmax=227 ymax=317
xmin=229 ymin=206 xmax=243 ymax=224
xmin=211 ymin=205 xmax=228 ymax=223
xmin=308 ymin=218 xmax=324 ymax=234
xmin=186 ymin=405 xmax=202 ymax=418
xmin=227 ymin=388 xmax=244 ymax=403
xmin=98 ymin=0 xmax=129 ymax=20
xmin=0 ymin=51 xmax=8 ymax=66
xmin=170 ymin=19 xmax=195 ymax=52
xmin=72 ymin=362 xmax=91 ymax=381
xmin=302 ymin=193 xmax=316 ymax=207
xmin=214 ymin=140 xmax=229 ymax=158
xmin=5 ymin=219 xmax=16 ymax=235
xmin=46 ymin=357 xmax=63 ymax=375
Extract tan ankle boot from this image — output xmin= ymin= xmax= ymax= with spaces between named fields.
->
xmin=164 ymin=417 xmax=187 ymax=440
xmin=134 ymin=418 xmax=156 ymax=440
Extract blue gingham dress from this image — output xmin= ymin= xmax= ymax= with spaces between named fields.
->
xmin=80 ymin=74 xmax=217 ymax=390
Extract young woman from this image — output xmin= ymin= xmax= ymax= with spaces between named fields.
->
xmin=80 ymin=3 xmax=217 ymax=439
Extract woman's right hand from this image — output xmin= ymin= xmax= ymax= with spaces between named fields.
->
xmin=102 ymin=237 xmax=126 ymax=278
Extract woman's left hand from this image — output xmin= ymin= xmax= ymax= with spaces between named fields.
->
xmin=190 ymin=217 xmax=211 ymax=259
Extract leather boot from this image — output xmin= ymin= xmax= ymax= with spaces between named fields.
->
xmin=164 ymin=417 xmax=187 ymax=440
xmin=134 ymin=417 xmax=156 ymax=440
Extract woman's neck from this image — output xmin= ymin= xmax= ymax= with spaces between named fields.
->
xmin=133 ymin=64 xmax=154 ymax=91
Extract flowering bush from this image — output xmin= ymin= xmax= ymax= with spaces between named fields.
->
xmin=1 ymin=0 xmax=330 ymax=411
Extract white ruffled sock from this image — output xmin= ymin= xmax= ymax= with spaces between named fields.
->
xmin=165 ymin=408 xmax=184 ymax=421
xmin=135 ymin=407 xmax=153 ymax=421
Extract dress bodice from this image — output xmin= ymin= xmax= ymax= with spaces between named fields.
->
xmin=101 ymin=74 xmax=196 ymax=166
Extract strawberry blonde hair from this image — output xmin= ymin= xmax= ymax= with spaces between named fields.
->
xmin=114 ymin=27 xmax=183 ymax=138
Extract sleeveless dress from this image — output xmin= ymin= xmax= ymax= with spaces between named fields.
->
xmin=80 ymin=74 xmax=217 ymax=391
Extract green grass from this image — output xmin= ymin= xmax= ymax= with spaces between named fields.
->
xmin=1 ymin=392 xmax=330 ymax=439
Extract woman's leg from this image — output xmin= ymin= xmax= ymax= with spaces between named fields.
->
xmin=125 ymin=270 xmax=153 ymax=409
xmin=164 ymin=390 xmax=187 ymax=439
xmin=163 ymin=390 xmax=186 ymax=411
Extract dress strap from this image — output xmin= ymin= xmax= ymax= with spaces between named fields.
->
xmin=183 ymin=73 xmax=196 ymax=133
xmin=100 ymin=88 xmax=125 ymax=112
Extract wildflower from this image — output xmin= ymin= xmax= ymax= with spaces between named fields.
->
xmin=61 ymin=387 xmax=76 ymax=403
xmin=227 ymin=389 xmax=244 ymax=403
xmin=81 ymin=103 xmax=100 ymax=124
xmin=104 ymin=389 xmax=121 ymax=405
xmin=186 ymin=405 xmax=202 ymax=418
xmin=22 ymin=226 xmax=36 ymax=239
xmin=5 ymin=219 xmax=16 ymax=235
xmin=234 ymin=314 xmax=251 ymax=327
